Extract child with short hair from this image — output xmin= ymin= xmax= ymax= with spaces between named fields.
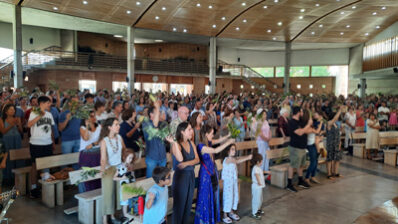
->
xmin=143 ymin=166 xmax=171 ymax=224
xmin=251 ymin=153 xmax=265 ymax=220
xmin=114 ymin=149 xmax=139 ymax=223
xmin=221 ymin=144 xmax=252 ymax=224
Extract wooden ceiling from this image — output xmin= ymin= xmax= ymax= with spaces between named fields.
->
xmin=3 ymin=0 xmax=398 ymax=43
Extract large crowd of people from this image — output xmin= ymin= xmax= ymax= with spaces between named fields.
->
xmin=0 ymin=86 xmax=396 ymax=224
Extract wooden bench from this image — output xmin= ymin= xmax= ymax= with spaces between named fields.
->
xmin=380 ymin=138 xmax=398 ymax=166
xmin=9 ymin=148 xmax=31 ymax=196
xmin=352 ymin=132 xmax=366 ymax=159
xmin=36 ymin=152 xmax=79 ymax=208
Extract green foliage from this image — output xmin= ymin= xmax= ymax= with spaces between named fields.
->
xmin=135 ymin=138 xmax=146 ymax=151
xmin=32 ymin=107 xmax=42 ymax=115
xmin=76 ymin=167 xmax=100 ymax=185
xmin=63 ymin=100 xmax=94 ymax=120
xmin=48 ymin=80 xmax=59 ymax=91
xmin=227 ymin=123 xmax=241 ymax=139
xmin=122 ymin=185 xmax=146 ymax=196
xmin=143 ymin=125 xmax=170 ymax=141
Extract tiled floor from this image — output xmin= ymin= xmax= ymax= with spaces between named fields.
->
xmin=4 ymin=156 xmax=398 ymax=224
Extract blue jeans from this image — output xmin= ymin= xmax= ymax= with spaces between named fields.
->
xmin=305 ymin=144 xmax=318 ymax=179
xmin=256 ymin=140 xmax=270 ymax=172
xmin=62 ymin=139 xmax=80 ymax=170
xmin=145 ymin=157 xmax=167 ymax=178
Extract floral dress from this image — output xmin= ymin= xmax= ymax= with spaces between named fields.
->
xmin=326 ymin=123 xmax=342 ymax=161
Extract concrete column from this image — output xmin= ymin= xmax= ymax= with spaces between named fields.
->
xmin=127 ymin=26 xmax=135 ymax=95
xmin=283 ymin=42 xmax=292 ymax=94
xmin=209 ymin=37 xmax=216 ymax=94
xmin=359 ymin=78 xmax=366 ymax=98
xmin=13 ymin=5 xmax=23 ymax=88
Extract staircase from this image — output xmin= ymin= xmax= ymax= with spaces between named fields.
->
xmin=217 ymin=60 xmax=295 ymax=94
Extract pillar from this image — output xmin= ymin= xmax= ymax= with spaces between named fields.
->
xmin=283 ymin=42 xmax=292 ymax=94
xmin=13 ymin=5 xmax=23 ymax=88
xmin=209 ymin=37 xmax=216 ymax=94
xmin=127 ymin=27 xmax=135 ymax=95
xmin=359 ymin=78 xmax=366 ymax=98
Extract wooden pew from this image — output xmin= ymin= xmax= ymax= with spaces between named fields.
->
xmin=379 ymin=132 xmax=398 ymax=165
xmin=352 ymin=132 xmax=367 ymax=159
xmin=36 ymin=152 xmax=79 ymax=208
xmin=9 ymin=148 xmax=31 ymax=196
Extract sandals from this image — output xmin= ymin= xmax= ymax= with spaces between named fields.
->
xmin=327 ymin=175 xmax=335 ymax=179
xmin=229 ymin=213 xmax=241 ymax=221
xmin=310 ymin=178 xmax=320 ymax=184
xmin=222 ymin=217 xmax=233 ymax=224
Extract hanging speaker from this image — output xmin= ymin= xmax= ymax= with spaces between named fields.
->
xmin=126 ymin=76 xmax=129 ymax=82
xmin=10 ymin=70 xmax=14 ymax=79
xmin=357 ymin=84 xmax=361 ymax=89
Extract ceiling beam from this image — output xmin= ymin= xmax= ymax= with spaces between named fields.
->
xmin=133 ymin=0 xmax=158 ymax=26
xmin=290 ymin=0 xmax=363 ymax=42
xmin=216 ymin=0 xmax=266 ymax=37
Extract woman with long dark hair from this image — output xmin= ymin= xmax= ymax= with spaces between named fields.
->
xmin=166 ymin=122 xmax=199 ymax=224
xmin=190 ymin=112 xmax=203 ymax=146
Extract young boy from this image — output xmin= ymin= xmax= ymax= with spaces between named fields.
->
xmin=143 ymin=166 xmax=171 ymax=224
xmin=251 ymin=153 xmax=265 ymax=220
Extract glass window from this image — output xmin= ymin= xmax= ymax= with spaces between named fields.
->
xmin=205 ymin=85 xmax=210 ymax=94
xmin=170 ymin=84 xmax=193 ymax=96
xmin=290 ymin=66 xmax=309 ymax=77
xmin=275 ymin=67 xmax=285 ymax=77
xmin=252 ymin=67 xmax=274 ymax=77
xmin=112 ymin=82 xmax=141 ymax=92
xmin=142 ymin=83 xmax=167 ymax=93
xmin=79 ymin=80 xmax=96 ymax=93
xmin=311 ymin=66 xmax=333 ymax=76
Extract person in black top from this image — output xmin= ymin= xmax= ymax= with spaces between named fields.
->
xmin=286 ymin=106 xmax=313 ymax=193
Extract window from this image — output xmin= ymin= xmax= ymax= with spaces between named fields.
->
xmin=275 ymin=67 xmax=285 ymax=77
xmin=112 ymin=82 xmax=141 ymax=92
xmin=252 ymin=67 xmax=274 ymax=77
xmin=290 ymin=66 xmax=309 ymax=77
xmin=142 ymin=83 xmax=167 ymax=93
xmin=170 ymin=84 xmax=193 ymax=96
xmin=0 ymin=48 xmax=13 ymax=61
xmin=205 ymin=85 xmax=210 ymax=94
xmin=79 ymin=80 xmax=96 ymax=93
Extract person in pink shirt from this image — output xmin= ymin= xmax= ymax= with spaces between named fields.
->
xmin=255 ymin=109 xmax=272 ymax=173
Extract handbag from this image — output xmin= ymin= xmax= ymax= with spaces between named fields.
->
xmin=201 ymin=161 xmax=218 ymax=188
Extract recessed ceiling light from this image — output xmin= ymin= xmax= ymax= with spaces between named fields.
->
xmin=352 ymin=6 xmax=357 ymax=9
xmin=154 ymin=40 xmax=163 ymax=42
xmin=221 ymin=17 xmax=226 ymax=20
xmin=267 ymin=29 xmax=271 ymax=33
xmin=372 ymin=12 xmax=377 ymax=15
xmin=365 ymin=33 xmax=369 ymax=36
xmin=340 ymin=32 xmax=344 ymax=35
xmin=162 ymin=6 xmax=166 ymax=11
xmin=183 ymin=29 xmax=187 ymax=33
xmin=311 ymin=31 xmax=315 ymax=35
xmin=114 ymin=35 xmax=123 ymax=38
xmin=272 ymin=37 xmax=277 ymax=40
xmin=381 ymin=6 xmax=386 ymax=10
xmin=241 ymin=2 xmax=246 ymax=6
xmin=53 ymin=6 xmax=58 ymax=10
xmin=243 ymin=19 xmax=247 ymax=23
xmin=172 ymin=27 xmax=177 ymax=32
xmin=212 ymin=24 xmax=216 ymax=28
xmin=263 ymin=5 xmax=268 ymax=9
xmin=136 ymin=1 xmax=141 ymax=6
xmin=299 ymin=16 xmax=303 ymax=19
xmin=346 ymin=25 xmax=350 ymax=28
xmin=277 ymin=21 xmax=282 ymax=26
xmin=208 ymin=5 xmax=212 ymax=9
xmin=274 ymin=0 xmax=278 ymax=3
xmin=319 ymin=24 xmax=323 ymax=28
xmin=126 ymin=10 xmax=131 ymax=14
xmin=235 ymin=27 xmax=240 ymax=31
xmin=82 ymin=1 xmax=88 ymax=5
xmin=340 ymin=11 xmax=345 ymax=15
xmin=336 ymin=0 xmax=340 ymax=1
xmin=155 ymin=16 xmax=159 ymax=20
xmin=376 ymin=25 xmax=380 ymax=29
xmin=196 ymin=3 xmax=201 ymax=7
xmin=315 ymin=3 xmax=320 ymax=7
xmin=300 ymin=9 xmax=305 ymax=13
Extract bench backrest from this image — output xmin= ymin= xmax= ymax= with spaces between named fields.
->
xmin=36 ymin=152 xmax=80 ymax=170
xmin=355 ymin=126 xmax=365 ymax=133
xmin=379 ymin=131 xmax=398 ymax=138
xmin=268 ymin=119 xmax=277 ymax=125
xmin=69 ymin=153 xmax=173 ymax=185
xmin=9 ymin=148 xmax=30 ymax=161
xmin=235 ymin=138 xmax=288 ymax=151
xmin=265 ymin=147 xmax=289 ymax=160
xmin=352 ymin=132 xmax=366 ymax=143
xmin=380 ymin=137 xmax=398 ymax=147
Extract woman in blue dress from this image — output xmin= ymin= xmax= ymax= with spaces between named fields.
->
xmin=166 ymin=122 xmax=199 ymax=224
xmin=195 ymin=124 xmax=235 ymax=224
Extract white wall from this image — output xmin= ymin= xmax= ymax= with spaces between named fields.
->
xmin=367 ymin=21 xmax=398 ymax=44
xmin=0 ymin=22 xmax=61 ymax=51
xmin=218 ymin=47 xmax=349 ymax=67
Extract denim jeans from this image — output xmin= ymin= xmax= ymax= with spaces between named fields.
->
xmin=62 ymin=139 xmax=80 ymax=170
xmin=145 ymin=157 xmax=167 ymax=178
xmin=256 ymin=140 xmax=270 ymax=172
xmin=305 ymin=144 xmax=318 ymax=179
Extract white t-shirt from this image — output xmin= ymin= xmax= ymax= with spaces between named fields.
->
xmin=79 ymin=126 xmax=101 ymax=151
xmin=29 ymin=111 xmax=55 ymax=145
xmin=344 ymin=113 xmax=356 ymax=129
xmin=190 ymin=108 xmax=205 ymax=117
xmin=252 ymin=165 xmax=265 ymax=189
xmin=96 ymin=112 xmax=108 ymax=124
xmin=378 ymin=106 xmax=390 ymax=121
xmin=307 ymin=133 xmax=316 ymax=145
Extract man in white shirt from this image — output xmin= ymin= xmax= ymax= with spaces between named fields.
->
xmin=378 ymin=102 xmax=390 ymax=131
xmin=344 ymin=107 xmax=356 ymax=155
xmin=27 ymin=96 xmax=55 ymax=198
